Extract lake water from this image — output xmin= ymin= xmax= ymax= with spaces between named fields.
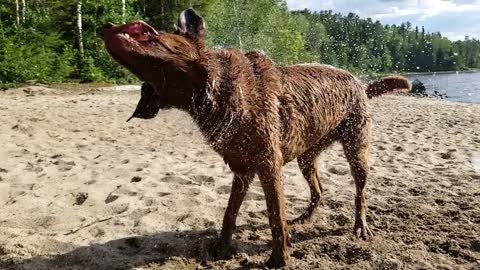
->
xmin=407 ymin=72 xmax=480 ymax=104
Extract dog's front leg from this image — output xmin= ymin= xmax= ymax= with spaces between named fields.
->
xmin=212 ymin=172 xmax=254 ymax=258
xmin=258 ymin=165 xmax=290 ymax=268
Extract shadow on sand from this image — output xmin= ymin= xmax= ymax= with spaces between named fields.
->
xmin=2 ymin=224 xmax=350 ymax=270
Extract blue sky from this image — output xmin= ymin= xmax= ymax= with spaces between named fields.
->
xmin=286 ymin=0 xmax=480 ymax=41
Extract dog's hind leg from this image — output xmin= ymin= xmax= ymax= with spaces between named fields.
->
xmin=341 ymin=116 xmax=374 ymax=240
xmin=288 ymin=136 xmax=335 ymax=225
xmin=212 ymin=172 xmax=254 ymax=257
xmin=288 ymin=153 xmax=321 ymax=225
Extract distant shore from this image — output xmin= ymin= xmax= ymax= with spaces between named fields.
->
xmin=402 ymin=69 xmax=480 ymax=76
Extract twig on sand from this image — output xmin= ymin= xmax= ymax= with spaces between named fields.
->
xmin=64 ymin=215 xmax=120 ymax=236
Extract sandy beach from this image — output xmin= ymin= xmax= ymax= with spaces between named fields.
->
xmin=0 ymin=85 xmax=479 ymax=269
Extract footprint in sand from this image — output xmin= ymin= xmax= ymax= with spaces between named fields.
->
xmin=130 ymin=209 xmax=153 ymax=228
xmin=377 ymin=145 xmax=387 ymax=151
xmin=184 ymin=188 xmax=202 ymax=196
xmin=157 ymin=192 xmax=171 ymax=197
xmin=285 ymin=194 xmax=308 ymax=205
xmin=105 ymin=186 xmax=122 ymax=204
xmin=245 ymin=192 xmax=264 ymax=201
xmin=215 ymin=185 xmax=231 ymax=194
xmin=116 ymin=186 xmax=138 ymax=197
xmin=131 ymin=176 xmax=142 ymax=183
xmin=105 ymin=194 xmax=119 ymax=204
xmin=25 ymin=162 xmax=43 ymax=173
xmin=141 ymin=196 xmax=156 ymax=207
xmin=331 ymin=213 xmax=351 ymax=226
xmin=191 ymin=175 xmax=215 ymax=187
xmin=248 ymin=211 xmax=267 ymax=219
xmin=160 ymin=176 xmax=194 ymax=185
xmin=52 ymin=160 xmax=76 ymax=172
xmin=440 ymin=150 xmax=457 ymax=160
xmin=11 ymin=123 xmax=34 ymax=137
xmin=379 ymin=155 xmax=394 ymax=163
xmin=84 ymin=179 xmax=96 ymax=185
xmin=408 ymin=187 xmax=428 ymax=196
xmin=73 ymin=192 xmax=88 ymax=205
xmin=324 ymin=199 xmax=344 ymax=209
xmin=36 ymin=216 xmax=59 ymax=229
xmin=89 ymin=226 xmax=105 ymax=238
xmin=327 ymin=164 xmax=350 ymax=175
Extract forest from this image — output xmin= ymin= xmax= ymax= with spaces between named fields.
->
xmin=1 ymin=0 xmax=479 ymax=87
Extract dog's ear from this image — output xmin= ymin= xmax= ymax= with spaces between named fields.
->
xmin=127 ymin=82 xmax=161 ymax=122
xmin=177 ymin=8 xmax=206 ymax=39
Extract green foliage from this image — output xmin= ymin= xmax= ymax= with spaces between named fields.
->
xmin=1 ymin=0 xmax=480 ymax=87
xmin=77 ymin=57 xmax=104 ymax=82
xmin=0 ymin=28 xmax=74 ymax=84
xmin=272 ymin=29 xmax=305 ymax=64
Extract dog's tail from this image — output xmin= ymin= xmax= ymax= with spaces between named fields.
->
xmin=366 ymin=76 xmax=411 ymax=98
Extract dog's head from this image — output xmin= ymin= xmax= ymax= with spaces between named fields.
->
xmin=102 ymin=8 xmax=208 ymax=121
xmin=102 ymin=8 xmax=206 ymax=82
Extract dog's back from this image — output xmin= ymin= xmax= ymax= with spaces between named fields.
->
xmin=189 ymin=48 xmax=396 ymax=167
xmin=277 ymin=64 xmax=368 ymax=161
xmin=218 ymin=51 xmax=370 ymax=164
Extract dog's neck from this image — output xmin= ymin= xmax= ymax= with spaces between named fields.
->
xmin=187 ymin=49 xmax=250 ymax=149
xmin=147 ymin=48 xmax=254 ymax=149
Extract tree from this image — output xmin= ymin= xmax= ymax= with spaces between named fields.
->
xmin=77 ymin=0 xmax=84 ymax=61
xmin=15 ymin=0 xmax=19 ymax=26
xmin=21 ymin=0 xmax=25 ymax=24
xmin=121 ymin=0 xmax=126 ymax=23
xmin=1 ymin=0 xmax=480 ymax=87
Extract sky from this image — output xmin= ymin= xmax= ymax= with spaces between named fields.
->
xmin=286 ymin=0 xmax=480 ymax=41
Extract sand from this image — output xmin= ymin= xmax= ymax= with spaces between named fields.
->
xmin=0 ymin=85 xmax=479 ymax=270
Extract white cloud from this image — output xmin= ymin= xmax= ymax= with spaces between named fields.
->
xmin=286 ymin=0 xmax=480 ymax=40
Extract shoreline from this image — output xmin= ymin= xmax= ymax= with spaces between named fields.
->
xmin=409 ymin=93 xmax=480 ymax=104
xmin=403 ymin=69 xmax=480 ymax=76
xmin=4 ymin=83 xmax=480 ymax=105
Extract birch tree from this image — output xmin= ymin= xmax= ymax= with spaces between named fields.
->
xmin=77 ymin=0 xmax=84 ymax=61
xmin=121 ymin=0 xmax=126 ymax=23
xmin=21 ymin=0 xmax=25 ymax=24
xmin=232 ymin=0 xmax=243 ymax=50
xmin=15 ymin=0 xmax=19 ymax=26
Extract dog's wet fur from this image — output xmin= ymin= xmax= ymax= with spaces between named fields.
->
xmin=103 ymin=8 xmax=411 ymax=268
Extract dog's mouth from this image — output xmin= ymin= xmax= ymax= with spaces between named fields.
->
xmin=103 ymin=21 xmax=159 ymax=43
xmin=103 ymin=21 xmax=163 ymax=81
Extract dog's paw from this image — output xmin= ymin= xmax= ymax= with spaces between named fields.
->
xmin=264 ymin=252 xmax=289 ymax=269
xmin=354 ymin=223 xmax=374 ymax=240
xmin=208 ymin=239 xmax=237 ymax=259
